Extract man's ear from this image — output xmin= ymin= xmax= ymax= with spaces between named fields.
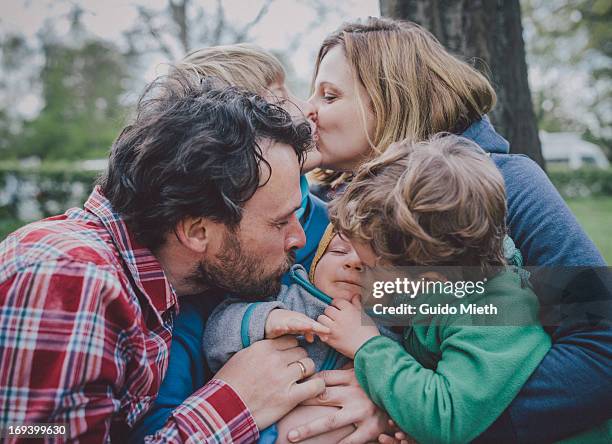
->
xmin=174 ymin=217 xmax=210 ymax=254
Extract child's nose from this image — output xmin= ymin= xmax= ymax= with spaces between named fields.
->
xmin=344 ymin=251 xmax=364 ymax=272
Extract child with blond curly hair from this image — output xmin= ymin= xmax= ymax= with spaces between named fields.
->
xmin=322 ymin=134 xmax=610 ymax=444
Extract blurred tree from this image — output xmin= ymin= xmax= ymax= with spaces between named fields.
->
xmin=380 ymin=0 xmax=545 ymax=168
xmin=123 ymin=0 xmax=277 ymax=60
xmin=4 ymin=8 xmax=130 ymax=160
xmin=19 ymin=39 xmax=129 ymax=159
xmin=0 ymin=0 xmax=341 ymax=160
xmin=0 ymin=34 xmax=34 ymax=157
xmin=522 ymin=0 xmax=611 ymax=158
xmin=121 ymin=0 xmax=336 ymax=97
xmin=0 ymin=109 xmax=13 ymax=155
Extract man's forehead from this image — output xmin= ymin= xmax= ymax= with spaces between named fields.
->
xmin=257 ymin=139 xmax=275 ymax=186
xmin=245 ymin=141 xmax=301 ymax=214
xmin=247 ymin=186 xmax=301 ymax=220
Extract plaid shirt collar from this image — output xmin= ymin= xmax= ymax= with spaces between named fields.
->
xmin=84 ymin=186 xmax=177 ymax=316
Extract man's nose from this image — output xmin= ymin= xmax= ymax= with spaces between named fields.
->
xmin=286 ymin=215 xmax=306 ymax=252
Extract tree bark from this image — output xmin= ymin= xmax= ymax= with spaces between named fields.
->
xmin=380 ymin=0 xmax=545 ymax=168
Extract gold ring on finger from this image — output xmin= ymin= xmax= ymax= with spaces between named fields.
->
xmin=290 ymin=360 xmax=307 ymax=379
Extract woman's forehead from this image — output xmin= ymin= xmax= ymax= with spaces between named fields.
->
xmin=315 ymin=46 xmax=353 ymax=88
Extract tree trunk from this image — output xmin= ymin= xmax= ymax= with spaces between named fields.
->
xmin=380 ymin=0 xmax=545 ymax=169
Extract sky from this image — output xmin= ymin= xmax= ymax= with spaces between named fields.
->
xmin=1 ymin=0 xmax=380 ymax=116
xmin=1 ymin=0 xmax=602 ymax=137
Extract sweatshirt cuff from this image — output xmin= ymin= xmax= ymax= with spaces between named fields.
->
xmin=164 ymin=378 xmax=259 ymax=443
xmin=354 ymin=335 xmax=396 ymax=364
xmin=244 ymin=301 xmax=285 ymax=346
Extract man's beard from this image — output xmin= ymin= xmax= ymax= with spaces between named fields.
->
xmin=186 ymin=229 xmax=296 ymax=301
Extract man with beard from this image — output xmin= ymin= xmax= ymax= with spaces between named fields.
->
xmin=0 ymin=73 xmax=324 ymax=443
xmin=189 ymin=219 xmax=296 ymax=300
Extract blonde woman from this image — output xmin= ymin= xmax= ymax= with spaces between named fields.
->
xmin=287 ymin=17 xmax=610 ymax=444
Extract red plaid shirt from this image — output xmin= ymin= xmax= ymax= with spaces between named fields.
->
xmin=0 ymin=187 xmax=259 ymax=443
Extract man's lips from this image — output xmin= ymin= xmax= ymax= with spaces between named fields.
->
xmin=309 ymin=121 xmax=319 ymax=142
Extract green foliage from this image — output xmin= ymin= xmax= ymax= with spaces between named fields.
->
xmin=548 ymin=167 xmax=612 ymax=198
xmin=0 ymin=161 xmax=99 ymax=224
xmin=0 ymin=216 xmax=25 ymax=242
xmin=1 ymin=34 xmax=31 ymax=70
xmin=522 ymin=0 xmax=612 ymax=156
xmin=1 ymin=35 xmax=130 ymax=160
xmin=0 ymin=109 xmax=14 ymax=152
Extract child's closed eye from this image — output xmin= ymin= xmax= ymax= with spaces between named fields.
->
xmin=329 ymin=249 xmax=348 ymax=255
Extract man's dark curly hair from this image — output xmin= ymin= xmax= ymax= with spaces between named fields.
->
xmin=98 ymin=72 xmax=311 ymax=251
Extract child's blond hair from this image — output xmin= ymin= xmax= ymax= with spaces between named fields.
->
xmin=176 ymin=43 xmax=285 ymax=94
xmin=330 ymin=134 xmax=507 ymax=276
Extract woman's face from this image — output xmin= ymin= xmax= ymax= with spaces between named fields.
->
xmin=308 ymin=45 xmax=376 ymax=171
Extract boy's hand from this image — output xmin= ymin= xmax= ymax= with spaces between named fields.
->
xmin=265 ymin=309 xmax=331 ymax=342
xmin=378 ymin=419 xmax=415 ymax=444
xmin=317 ymin=296 xmax=380 ymax=359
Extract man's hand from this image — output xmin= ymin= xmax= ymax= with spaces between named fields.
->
xmin=265 ymin=309 xmax=331 ymax=343
xmin=286 ymin=368 xmax=390 ymax=444
xmin=215 ymin=336 xmax=325 ymax=429
xmin=318 ymin=298 xmax=380 ymax=359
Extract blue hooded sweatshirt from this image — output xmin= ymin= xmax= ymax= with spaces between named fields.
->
xmin=131 ymin=117 xmax=611 ymax=443
xmin=466 ymin=117 xmax=612 ymax=443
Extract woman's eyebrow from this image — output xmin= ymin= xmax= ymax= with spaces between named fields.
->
xmin=318 ymin=81 xmax=343 ymax=94
xmin=318 ymin=81 xmax=335 ymax=88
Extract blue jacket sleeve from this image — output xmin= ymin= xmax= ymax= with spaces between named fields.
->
xmin=476 ymin=155 xmax=612 ymax=443
xmin=494 ymin=154 xmax=606 ymax=267
xmin=129 ymin=298 xmax=209 ymax=443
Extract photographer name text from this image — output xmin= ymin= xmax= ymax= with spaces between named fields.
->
xmin=372 ymin=302 xmax=498 ymax=316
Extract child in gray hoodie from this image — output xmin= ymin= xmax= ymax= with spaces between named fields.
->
xmin=203 ymin=223 xmax=395 ymax=374
xmin=203 ymin=223 xmax=399 ymax=443
xmin=203 ymin=222 xmax=524 ymax=444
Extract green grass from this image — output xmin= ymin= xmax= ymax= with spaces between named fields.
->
xmin=565 ymin=197 xmax=612 ymax=264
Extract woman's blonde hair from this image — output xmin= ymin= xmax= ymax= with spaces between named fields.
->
xmin=329 ymin=134 xmax=507 ymax=277
xmin=177 ymin=43 xmax=285 ymax=94
xmin=312 ymin=17 xmax=497 ymax=185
